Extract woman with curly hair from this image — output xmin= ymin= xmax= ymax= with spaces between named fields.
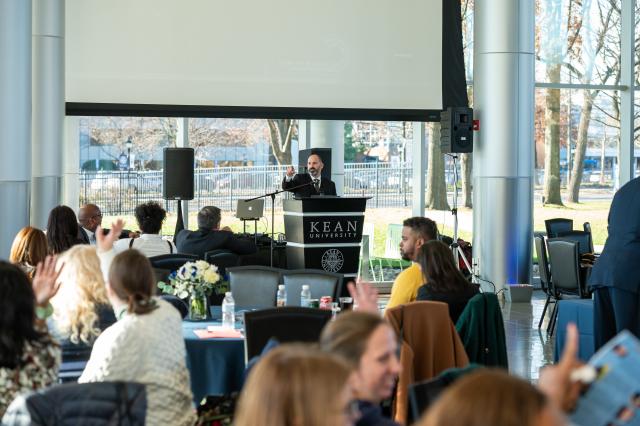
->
xmin=113 ymin=200 xmax=176 ymax=257
xmin=48 ymin=245 xmax=116 ymax=362
xmin=46 ymin=205 xmax=84 ymax=254
xmin=9 ymin=226 xmax=48 ymax=279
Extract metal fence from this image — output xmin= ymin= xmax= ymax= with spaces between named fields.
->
xmin=80 ymin=163 xmax=414 ymax=215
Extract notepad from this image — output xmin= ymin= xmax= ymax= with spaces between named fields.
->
xmin=193 ymin=327 xmax=243 ymax=339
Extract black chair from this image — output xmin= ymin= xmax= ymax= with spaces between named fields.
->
xmin=204 ymin=250 xmax=240 ymax=277
xmin=583 ymin=222 xmax=595 ymax=253
xmin=534 ymin=236 xmax=556 ymax=330
xmin=545 ymin=218 xmax=574 ymax=238
xmin=281 ymin=269 xmax=343 ymax=306
xmin=2 ymin=381 xmax=146 ymax=425
xmin=556 ymin=230 xmax=592 ymax=256
xmin=160 ymin=294 xmax=188 ymax=319
xmin=546 ymin=239 xmax=583 ymax=335
xmin=243 ymin=307 xmax=332 ymax=362
xmin=227 ymin=265 xmax=284 ymax=307
xmin=148 ymin=253 xmax=198 ymax=272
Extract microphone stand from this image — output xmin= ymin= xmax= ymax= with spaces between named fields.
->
xmin=245 ymin=179 xmax=315 ymax=267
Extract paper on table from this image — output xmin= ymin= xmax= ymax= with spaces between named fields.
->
xmin=193 ymin=327 xmax=243 ymax=339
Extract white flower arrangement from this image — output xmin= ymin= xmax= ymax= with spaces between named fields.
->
xmin=158 ymin=260 xmax=223 ymax=299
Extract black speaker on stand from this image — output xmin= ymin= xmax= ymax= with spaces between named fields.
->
xmin=163 ymin=148 xmax=195 ymax=240
xmin=440 ymin=107 xmax=473 ymax=153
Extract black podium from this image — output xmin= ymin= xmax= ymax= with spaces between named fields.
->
xmin=283 ymin=197 xmax=369 ymax=278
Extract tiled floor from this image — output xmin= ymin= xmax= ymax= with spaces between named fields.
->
xmin=502 ymin=291 xmax=555 ymax=382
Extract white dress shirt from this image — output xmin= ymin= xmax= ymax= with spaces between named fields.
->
xmin=83 ymin=227 xmax=96 ymax=245
xmin=113 ymin=233 xmax=176 ymax=257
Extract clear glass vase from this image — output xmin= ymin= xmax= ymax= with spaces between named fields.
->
xmin=188 ymin=293 xmax=209 ymax=321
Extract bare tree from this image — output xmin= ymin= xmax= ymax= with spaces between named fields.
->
xmin=267 ymin=119 xmax=296 ymax=165
xmin=426 ymin=123 xmax=450 ymax=210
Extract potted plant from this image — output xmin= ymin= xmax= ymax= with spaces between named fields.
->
xmin=159 ymin=260 xmax=225 ymax=320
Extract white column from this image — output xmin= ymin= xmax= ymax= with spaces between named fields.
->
xmin=31 ymin=0 xmax=64 ymax=227
xmin=176 ymin=117 xmax=189 ymax=229
xmin=412 ymin=122 xmax=426 ymax=216
xmin=473 ymin=0 xmax=534 ymax=293
xmin=619 ymin=0 xmax=635 ymax=184
xmin=62 ymin=116 xmax=80 ymax=209
xmin=0 ymin=0 xmax=32 ymax=257
xmin=309 ymin=120 xmax=344 ymax=195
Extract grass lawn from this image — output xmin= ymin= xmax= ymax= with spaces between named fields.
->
xmin=104 ymin=195 xmax=611 ymax=259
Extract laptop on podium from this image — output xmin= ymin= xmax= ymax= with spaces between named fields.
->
xmin=236 ymin=199 xmax=264 ymax=220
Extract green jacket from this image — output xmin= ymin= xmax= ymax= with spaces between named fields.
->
xmin=455 ymin=293 xmax=508 ymax=368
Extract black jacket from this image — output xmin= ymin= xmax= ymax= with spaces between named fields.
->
xmin=175 ymin=228 xmax=257 ymax=259
xmin=2 ymin=381 xmax=146 ymax=425
xmin=281 ymin=173 xmax=337 ymax=198
xmin=416 ymin=284 xmax=480 ymax=324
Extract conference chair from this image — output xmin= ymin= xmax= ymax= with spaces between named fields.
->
xmin=282 ymin=269 xmax=343 ymax=306
xmin=227 ymin=265 xmax=283 ymax=308
xmin=545 ymin=218 xmax=574 ymax=238
xmin=583 ymin=222 xmax=596 ymax=253
xmin=204 ymin=249 xmax=240 ymax=277
xmin=534 ymin=236 xmax=556 ymax=330
xmin=546 ymin=239 xmax=584 ymax=335
xmin=2 ymin=382 xmax=146 ymax=424
xmin=556 ymin=230 xmax=593 ymax=256
xmin=243 ymin=307 xmax=332 ymax=362
xmin=148 ymin=253 xmax=198 ymax=272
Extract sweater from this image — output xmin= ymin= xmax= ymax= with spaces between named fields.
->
xmin=387 ymin=264 xmax=424 ymax=310
xmin=79 ymin=299 xmax=196 ymax=426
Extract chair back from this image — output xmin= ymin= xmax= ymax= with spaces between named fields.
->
xmin=546 ymin=239 xmax=582 ymax=296
xmin=583 ymin=222 xmax=595 ymax=253
xmin=148 ymin=253 xmax=199 ymax=272
xmin=227 ymin=265 xmax=283 ymax=307
xmin=557 ymin=230 xmax=592 ymax=256
xmin=534 ymin=236 xmax=552 ymax=294
xmin=2 ymin=381 xmax=146 ymax=425
xmin=204 ymin=250 xmax=240 ymax=277
xmin=243 ymin=307 xmax=332 ymax=361
xmin=160 ymin=294 xmax=188 ymax=319
xmin=282 ymin=269 xmax=342 ymax=306
xmin=545 ymin=218 xmax=574 ymax=238
xmin=384 ymin=223 xmax=404 ymax=258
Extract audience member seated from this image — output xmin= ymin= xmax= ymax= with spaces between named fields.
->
xmin=48 ymin=245 xmax=116 ymax=362
xmin=415 ymin=240 xmax=479 ymax=323
xmin=175 ymin=205 xmax=257 ymax=259
xmin=9 ymin=226 xmax=48 ymax=279
xmin=78 ymin=203 xmax=138 ymax=245
xmin=234 ymin=344 xmax=356 ymax=426
xmin=0 ymin=257 xmax=61 ymax=417
xmin=320 ymin=311 xmax=401 ymax=426
xmin=79 ymin=233 xmax=195 ymax=426
xmin=386 ymin=217 xmax=439 ymax=310
xmin=113 ymin=201 xmax=176 ymax=257
xmin=46 ymin=205 xmax=85 ymax=254
xmin=417 ymin=369 xmax=565 ymax=426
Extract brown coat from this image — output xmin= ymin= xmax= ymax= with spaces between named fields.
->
xmin=385 ymin=301 xmax=469 ymax=425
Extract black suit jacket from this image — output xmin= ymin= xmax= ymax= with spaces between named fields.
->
xmin=589 ymin=176 xmax=640 ymax=293
xmin=175 ymin=228 xmax=258 ymax=259
xmin=281 ymin=173 xmax=337 ymax=198
xmin=78 ymin=226 xmax=132 ymax=244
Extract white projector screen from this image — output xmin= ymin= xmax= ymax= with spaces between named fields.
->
xmin=66 ymin=0 xmax=443 ymax=117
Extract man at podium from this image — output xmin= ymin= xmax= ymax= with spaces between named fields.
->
xmin=282 ymin=152 xmax=337 ymax=198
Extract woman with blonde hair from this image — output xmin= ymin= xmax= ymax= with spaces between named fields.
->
xmin=9 ymin=226 xmax=48 ymax=279
xmin=49 ymin=245 xmax=115 ymax=360
xmin=417 ymin=369 xmax=565 ymax=426
xmin=235 ymin=344 xmax=358 ymax=426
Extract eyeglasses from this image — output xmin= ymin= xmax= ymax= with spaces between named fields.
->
xmin=91 ymin=214 xmax=103 ymax=219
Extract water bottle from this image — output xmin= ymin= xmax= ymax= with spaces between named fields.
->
xmin=222 ymin=291 xmax=235 ymax=329
xmin=276 ymin=285 xmax=287 ymax=307
xmin=300 ymin=285 xmax=311 ymax=307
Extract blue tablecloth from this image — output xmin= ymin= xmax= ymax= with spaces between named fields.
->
xmin=554 ymin=299 xmax=595 ymax=362
xmin=182 ymin=320 xmax=245 ymax=403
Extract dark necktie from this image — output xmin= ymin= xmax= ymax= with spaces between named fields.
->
xmin=313 ymin=178 xmax=320 ymax=192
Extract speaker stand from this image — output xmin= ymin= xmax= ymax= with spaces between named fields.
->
xmin=173 ymin=200 xmax=185 ymax=242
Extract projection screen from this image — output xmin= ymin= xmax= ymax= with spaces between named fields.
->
xmin=66 ymin=0 xmax=457 ymax=119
